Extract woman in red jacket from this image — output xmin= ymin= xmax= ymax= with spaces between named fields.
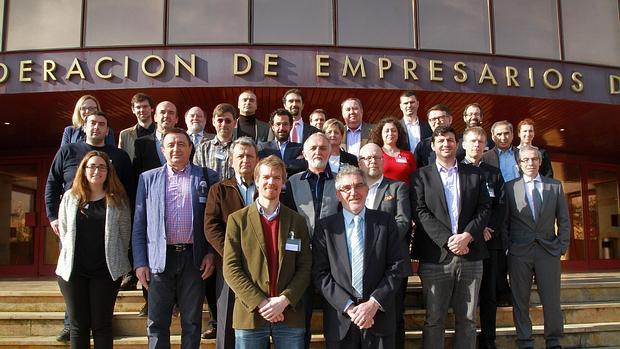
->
xmin=370 ymin=116 xmax=416 ymax=185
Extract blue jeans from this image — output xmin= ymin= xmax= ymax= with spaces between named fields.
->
xmin=235 ymin=323 xmax=305 ymax=349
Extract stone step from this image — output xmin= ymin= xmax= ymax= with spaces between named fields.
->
xmin=0 ymin=322 xmax=619 ymax=348
xmin=2 ymin=301 xmax=620 ymax=337
xmin=3 ymin=278 xmax=619 ymax=313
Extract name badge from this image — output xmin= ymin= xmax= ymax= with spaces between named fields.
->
xmin=396 ymin=155 xmax=408 ymax=164
xmin=285 ymin=231 xmax=301 ymax=252
xmin=199 ymin=196 xmax=207 ymax=203
xmin=215 ymin=152 xmax=226 ymax=160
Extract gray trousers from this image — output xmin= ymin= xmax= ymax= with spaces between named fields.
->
xmin=147 ymin=247 xmax=205 ymax=349
xmin=508 ymin=243 xmax=563 ymax=349
xmin=419 ymin=255 xmax=483 ymax=349
xmin=215 ymin=265 xmax=236 ymax=349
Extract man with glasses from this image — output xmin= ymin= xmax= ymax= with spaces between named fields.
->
xmin=312 ymin=165 xmax=410 ymax=348
xmin=258 ymin=108 xmax=307 ymax=177
xmin=358 ymin=143 xmax=412 ymax=349
xmin=459 ymin=103 xmax=494 ymax=151
xmin=504 ymin=145 xmax=569 ymax=349
xmin=194 ymin=103 xmax=237 ymax=181
xmin=414 ymin=104 xmax=465 ymax=167
xmin=411 ymin=125 xmax=491 ymax=349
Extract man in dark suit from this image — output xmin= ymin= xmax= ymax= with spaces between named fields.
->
xmin=414 ymin=104 xmax=465 ymax=167
xmin=133 ymin=101 xmax=178 ymax=176
xmin=504 ymin=145 xmax=570 ymax=349
xmin=461 ymin=127 xmax=508 ymax=349
xmin=340 ymin=97 xmax=373 ymax=158
xmin=269 ymin=89 xmax=320 ymax=143
xmin=398 ymin=90 xmax=432 ymax=152
xmin=133 ymin=128 xmax=219 ymax=349
xmin=358 ymin=143 xmax=412 ymax=349
xmin=258 ymin=108 xmax=307 ymax=177
xmin=482 ymin=120 xmax=521 ymax=183
xmin=411 ymin=125 xmax=491 ymax=349
xmin=223 ymin=155 xmax=311 ymax=347
xmin=204 ymin=137 xmax=259 ymax=349
xmin=234 ymin=90 xmax=270 ymax=142
xmin=313 ymin=165 xmax=410 ymax=348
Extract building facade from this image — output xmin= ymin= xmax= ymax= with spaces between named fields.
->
xmin=0 ymin=0 xmax=619 ymax=276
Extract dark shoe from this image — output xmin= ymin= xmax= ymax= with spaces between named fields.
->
xmin=547 ymin=346 xmax=562 ymax=349
xmin=478 ymin=341 xmax=497 ymax=349
xmin=138 ymin=303 xmax=148 ymax=317
xmin=119 ymin=273 xmax=138 ymax=291
xmin=201 ymin=327 xmax=216 ymax=339
xmin=56 ymin=327 xmax=70 ymax=342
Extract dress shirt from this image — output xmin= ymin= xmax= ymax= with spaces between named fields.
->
xmin=328 ymin=154 xmax=340 ymax=174
xmin=155 ymin=131 xmax=165 ymax=165
xmin=365 ymin=176 xmax=384 ymax=209
xmin=194 ymin=137 xmax=234 ymax=181
xmin=188 ymin=131 xmax=206 ymax=148
xmin=523 ymin=173 xmax=543 ymax=219
xmin=403 ymin=117 xmax=422 ymax=152
xmin=165 ymin=163 xmax=193 ymax=244
xmin=276 ymin=140 xmax=289 ymax=159
xmin=256 ymin=200 xmax=281 ymax=221
xmin=498 ymin=147 xmax=520 ymax=182
xmin=290 ymin=118 xmax=304 ymax=143
xmin=346 ymin=126 xmax=362 ymax=157
xmin=301 ymin=167 xmax=334 ymax=223
xmin=236 ymin=174 xmax=256 ymax=206
xmin=343 ymin=208 xmax=366 ymax=296
xmin=436 ymin=160 xmax=461 ymax=235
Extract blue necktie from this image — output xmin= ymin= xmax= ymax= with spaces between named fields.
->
xmin=351 ymin=215 xmax=364 ymax=297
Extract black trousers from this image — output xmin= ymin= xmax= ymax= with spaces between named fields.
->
xmin=57 ymin=274 xmax=121 ymax=349
xmin=325 ymin=325 xmax=394 ymax=349
xmin=478 ymin=249 xmax=509 ymax=343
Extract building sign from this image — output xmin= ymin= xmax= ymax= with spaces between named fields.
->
xmin=0 ymin=47 xmax=618 ymax=104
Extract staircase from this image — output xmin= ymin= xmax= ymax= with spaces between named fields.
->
xmin=0 ymin=272 xmax=619 ymax=348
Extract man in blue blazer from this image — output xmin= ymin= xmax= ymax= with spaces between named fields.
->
xmin=133 ymin=127 xmax=219 ymax=349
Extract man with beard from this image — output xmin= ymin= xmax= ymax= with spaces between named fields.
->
xmin=185 ymin=106 xmax=208 ymax=149
xmin=358 ymin=143 xmax=412 ymax=349
xmin=270 ymin=89 xmax=320 ymax=143
xmin=235 ymin=90 xmax=270 ymax=142
xmin=282 ymin=132 xmax=339 ymax=348
xmin=459 ymin=103 xmax=494 ymax=152
xmin=194 ymin=103 xmax=237 ymax=181
xmin=258 ymin=108 xmax=307 ymax=177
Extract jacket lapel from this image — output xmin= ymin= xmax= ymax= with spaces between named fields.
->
xmin=514 ymin=178 xmax=536 ymax=226
xmin=429 ymin=164 xmax=452 ymax=229
xmin=248 ymin=205 xmax=269 ymax=260
xmin=372 ymin=179 xmax=389 ymax=210
xmin=332 ymin=214 xmax=353 ymax=293
xmin=363 ymin=212 xmax=379 ymax=292
xmin=277 ymin=209 xmax=291 ymax=278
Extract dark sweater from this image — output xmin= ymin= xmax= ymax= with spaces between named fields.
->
xmin=237 ymin=115 xmax=258 ymax=140
xmin=45 ymin=142 xmax=133 ymax=221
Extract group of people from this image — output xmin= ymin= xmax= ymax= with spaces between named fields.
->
xmin=46 ymin=88 xmax=569 ymax=349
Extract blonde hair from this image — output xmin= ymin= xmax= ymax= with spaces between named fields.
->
xmin=71 ymin=95 xmax=102 ymax=128
xmin=253 ymin=155 xmax=287 ymax=183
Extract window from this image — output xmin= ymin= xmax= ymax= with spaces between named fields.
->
xmin=337 ymin=0 xmax=414 ymax=48
xmin=168 ymin=0 xmax=248 ymax=44
xmin=5 ymin=0 xmax=81 ymax=51
xmin=85 ymin=0 xmax=165 ymax=47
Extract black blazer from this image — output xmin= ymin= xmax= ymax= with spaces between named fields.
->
xmin=339 ymin=150 xmax=358 ymax=168
xmin=257 ymin=140 xmax=307 ymax=177
xmin=400 ymin=119 xmax=432 ymax=151
xmin=414 ymin=136 xmax=465 ymax=168
xmin=410 ymin=163 xmax=491 ymax=262
xmin=474 ymin=162 xmax=506 ymax=250
xmin=133 ymin=133 xmax=165 ymax=177
xmin=312 ymin=209 xmax=410 ymax=341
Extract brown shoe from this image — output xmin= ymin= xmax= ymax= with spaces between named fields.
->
xmin=172 ymin=304 xmax=180 ymax=317
xmin=201 ymin=327 xmax=216 ymax=339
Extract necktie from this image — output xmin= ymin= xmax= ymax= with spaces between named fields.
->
xmin=291 ymin=121 xmax=300 ymax=143
xmin=531 ymin=181 xmax=543 ymax=220
xmin=351 ymin=215 xmax=364 ymax=297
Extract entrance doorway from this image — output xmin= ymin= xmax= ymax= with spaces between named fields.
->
xmin=0 ymin=156 xmax=57 ymax=277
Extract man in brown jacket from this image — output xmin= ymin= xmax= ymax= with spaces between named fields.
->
xmin=223 ymin=155 xmax=311 ymax=348
xmin=204 ymin=136 xmax=258 ymax=348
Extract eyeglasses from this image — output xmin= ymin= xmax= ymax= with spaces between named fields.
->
xmin=358 ymin=156 xmax=382 ymax=163
xmin=520 ymin=157 xmax=540 ymax=163
xmin=214 ymin=118 xmax=234 ymax=124
xmin=85 ymin=164 xmax=108 ymax=172
xmin=428 ymin=115 xmax=449 ymax=123
xmin=338 ymin=183 xmax=367 ymax=194
xmin=80 ymin=106 xmax=97 ymax=112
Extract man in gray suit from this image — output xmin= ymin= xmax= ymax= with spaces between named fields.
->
xmin=358 ymin=142 xmax=411 ymax=349
xmin=504 ymin=145 xmax=570 ymax=349
xmin=282 ymin=132 xmax=339 ymax=348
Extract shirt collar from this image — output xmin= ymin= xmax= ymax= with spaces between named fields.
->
xmin=301 ymin=166 xmax=334 ymax=180
xmin=256 ymin=200 xmax=281 ymax=221
xmin=437 ymin=159 xmax=458 ymax=173
xmin=462 ymin=157 xmax=482 ymax=166
xmin=166 ymin=162 xmax=191 ymax=176
xmin=498 ymin=146 xmax=514 ymax=155
xmin=235 ymin=173 xmax=254 ymax=187
xmin=347 ymin=125 xmax=362 ymax=133
xmin=210 ymin=136 xmax=231 ymax=146
xmin=368 ymin=176 xmax=384 ymax=190
xmin=403 ymin=117 xmax=419 ymax=126
xmin=276 ymin=139 xmax=289 ymax=148
xmin=523 ymin=173 xmax=542 ymax=183
xmin=343 ymin=207 xmax=366 ymax=226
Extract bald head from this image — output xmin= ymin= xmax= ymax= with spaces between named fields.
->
xmin=185 ymin=106 xmax=206 ymax=134
xmin=358 ymin=143 xmax=384 ymax=179
xmin=155 ymin=101 xmax=178 ymax=133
